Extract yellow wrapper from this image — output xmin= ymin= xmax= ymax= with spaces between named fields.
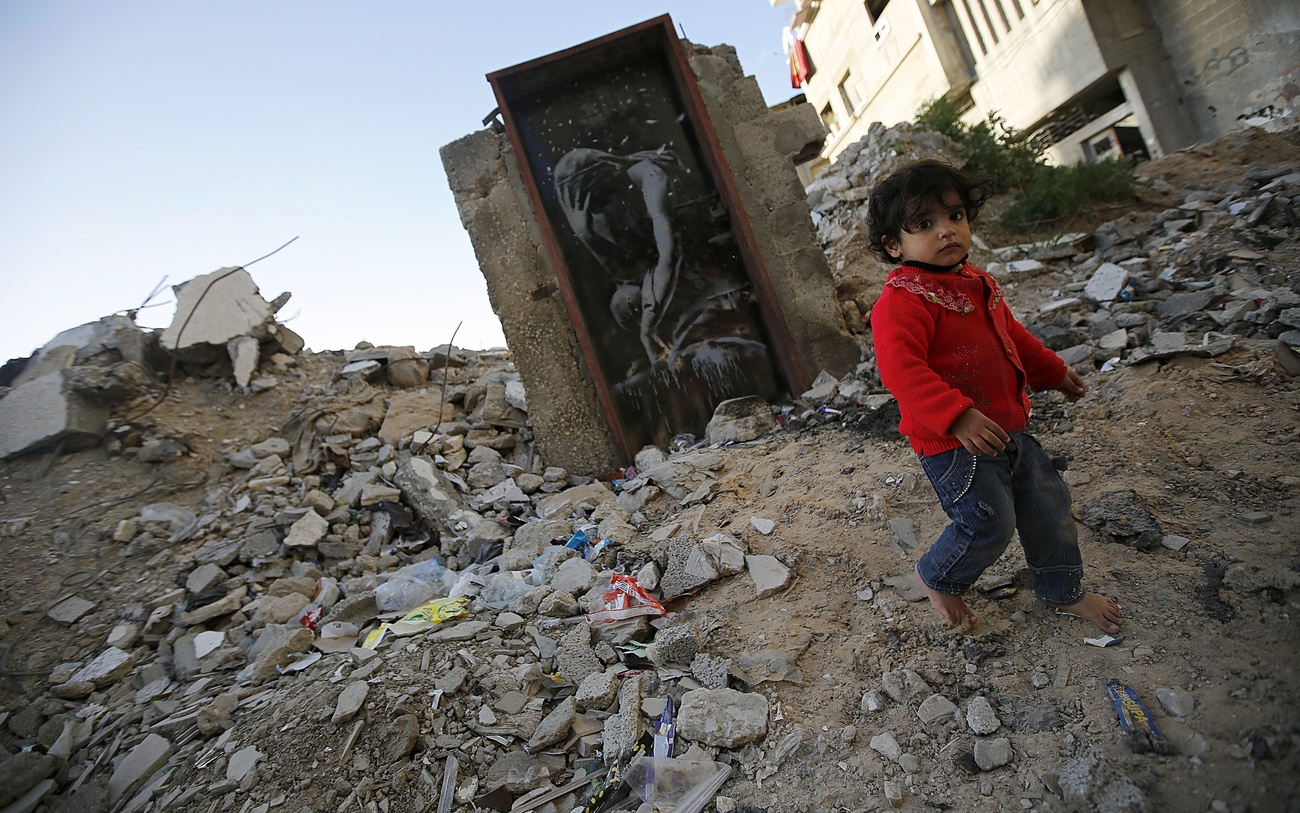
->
xmin=388 ymin=597 xmax=472 ymax=638
xmin=361 ymin=623 xmax=390 ymax=650
xmin=400 ymin=597 xmax=471 ymax=624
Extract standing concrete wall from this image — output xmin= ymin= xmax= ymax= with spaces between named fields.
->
xmin=440 ymin=43 xmax=857 ymax=477
xmin=1147 ymin=0 xmax=1300 ymax=140
xmin=440 ymin=130 xmax=620 ymax=477
xmin=683 ymin=43 xmax=859 ymax=384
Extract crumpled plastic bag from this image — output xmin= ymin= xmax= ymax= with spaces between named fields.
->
xmin=621 ymin=756 xmax=731 ymax=813
xmin=139 ymin=502 xmax=198 ymax=543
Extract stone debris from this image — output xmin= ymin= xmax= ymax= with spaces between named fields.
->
xmin=0 ymin=123 xmax=1296 ymax=813
xmin=804 ymin=121 xmax=1300 ymax=383
xmin=1057 ymin=746 xmax=1151 ymax=813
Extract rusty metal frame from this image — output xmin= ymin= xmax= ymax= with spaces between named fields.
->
xmin=488 ymin=15 xmax=808 ymax=461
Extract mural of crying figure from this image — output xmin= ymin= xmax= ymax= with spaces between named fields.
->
xmin=552 ymin=145 xmax=779 ymax=411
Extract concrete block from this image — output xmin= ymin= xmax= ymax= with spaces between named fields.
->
xmin=228 ymin=336 xmax=259 ymax=388
xmin=1084 ymin=263 xmax=1129 ymax=304
xmin=108 ymin=733 xmax=172 ymax=805
xmin=0 ymin=373 xmax=108 ymax=459
xmin=160 ymin=267 xmax=273 ymax=355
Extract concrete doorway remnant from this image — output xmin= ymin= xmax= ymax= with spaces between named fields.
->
xmin=443 ymin=17 xmax=857 ymax=475
xmin=488 ymin=16 xmax=801 ymax=458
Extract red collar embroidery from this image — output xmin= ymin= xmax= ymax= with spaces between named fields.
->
xmin=885 ymin=267 xmax=1004 ymax=313
xmin=885 ymin=274 xmax=974 ymax=314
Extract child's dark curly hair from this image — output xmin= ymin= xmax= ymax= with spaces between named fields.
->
xmin=866 ymin=159 xmax=991 ymax=264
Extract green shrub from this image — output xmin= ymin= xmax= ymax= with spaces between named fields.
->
xmin=914 ymin=97 xmax=1043 ymax=194
xmin=913 ymin=97 xmax=1136 ymax=231
xmin=1001 ymin=159 xmax=1136 ymax=230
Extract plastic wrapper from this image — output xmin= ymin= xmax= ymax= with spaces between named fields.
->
xmin=387 ymin=597 xmax=470 ymax=637
xmin=139 ymin=502 xmax=199 ymax=543
xmin=1106 ymin=681 xmax=1176 ymax=755
xmin=374 ymin=559 xmax=453 ymax=612
xmin=361 ymin=623 xmax=390 ymax=650
xmin=621 ymin=757 xmax=731 ymax=813
xmin=476 ymin=571 xmax=535 ymax=610
xmin=587 ymin=573 xmax=667 ymax=624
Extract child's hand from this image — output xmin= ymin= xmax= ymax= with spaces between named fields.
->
xmin=1057 ymin=368 xmax=1087 ymax=402
xmin=950 ymin=408 xmax=1010 ymax=456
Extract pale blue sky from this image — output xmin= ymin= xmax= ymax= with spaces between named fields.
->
xmin=0 ymin=1 xmax=799 ymax=362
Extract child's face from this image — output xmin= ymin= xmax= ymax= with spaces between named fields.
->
xmin=884 ymin=190 xmax=971 ymax=267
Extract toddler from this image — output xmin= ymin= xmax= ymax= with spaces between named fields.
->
xmin=868 ymin=159 xmax=1120 ymax=633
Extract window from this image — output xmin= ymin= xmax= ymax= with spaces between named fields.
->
xmin=820 ymin=103 xmax=840 ymax=132
xmin=838 ymin=71 xmax=863 ymax=113
xmin=865 ymin=0 xmax=890 ymax=24
xmin=959 ymin=0 xmax=988 ymax=55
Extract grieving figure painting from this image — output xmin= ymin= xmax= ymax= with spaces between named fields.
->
xmin=510 ymin=52 xmax=785 ymax=451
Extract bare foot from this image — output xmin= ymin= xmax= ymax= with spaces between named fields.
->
xmin=1059 ymin=592 xmax=1122 ymax=634
xmin=915 ymin=563 xmax=979 ymax=630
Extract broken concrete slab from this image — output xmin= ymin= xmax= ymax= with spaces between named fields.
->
xmin=16 ymin=314 xmax=154 ymax=388
xmin=46 ymin=596 xmax=96 ymax=625
xmin=107 ymin=733 xmax=172 ymax=805
xmin=0 ymin=372 xmax=109 ymax=459
xmin=159 ymin=266 xmax=271 ymax=353
xmin=160 ymin=268 xmax=278 ymax=359
xmin=1083 ymin=262 xmax=1129 ymax=304
xmin=706 ymin=396 xmax=776 ymax=445
xmin=69 ymin=646 xmax=135 ymax=688
xmin=745 ymin=555 xmax=791 ymax=599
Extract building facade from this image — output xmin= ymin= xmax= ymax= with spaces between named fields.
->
xmin=785 ymin=0 xmax=1297 ymax=169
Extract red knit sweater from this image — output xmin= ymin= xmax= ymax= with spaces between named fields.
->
xmin=870 ymin=261 xmax=1067 ymax=456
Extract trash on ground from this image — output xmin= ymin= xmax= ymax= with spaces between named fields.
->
xmin=387 ymin=597 xmax=471 ymax=637
xmin=586 ymin=573 xmax=667 ymax=624
xmin=1084 ymin=634 xmax=1125 ymax=647
xmin=1106 ymin=681 xmax=1177 ymax=755
xmin=622 ymin=756 xmax=732 ymax=813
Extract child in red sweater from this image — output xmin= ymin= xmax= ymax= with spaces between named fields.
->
xmin=868 ymin=160 xmax=1120 ymax=634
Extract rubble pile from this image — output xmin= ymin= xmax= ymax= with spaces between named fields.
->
xmin=0 ymin=127 xmax=1298 ymax=813
xmin=0 ymin=268 xmax=303 ymax=460
xmin=800 ymin=123 xmax=1300 ymax=383
xmin=0 ymin=334 xmax=822 ymax=813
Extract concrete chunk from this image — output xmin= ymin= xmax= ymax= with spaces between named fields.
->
xmin=283 ymin=511 xmax=328 ymax=548
xmin=108 ymin=733 xmax=172 ymax=805
xmin=160 ymin=267 xmax=274 ymax=355
xmin=332 ymin=676 xmax=369 ymax=723
xmin=70 ymin=647 xmax=134 ymax=688
xmin=706 ymin=395 xmax=775 ymax=445
xmin=677 ymin=687 xmax=769 ymax=747
xmin=0 ymin=373 xmax=108 ymax=459
xmin=1083 ymin=262 xmax=1129 ymax=304
xmin=47 ymin=596 xmax=97 ymax=625
xmin=746 ymin=555 xmax=791 ymax=599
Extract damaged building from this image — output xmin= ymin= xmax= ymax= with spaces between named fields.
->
xmin=785 ymin=0 xmax=1297 ymax=168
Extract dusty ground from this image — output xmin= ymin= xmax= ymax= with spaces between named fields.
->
xmin=1 ymin=128 xmax=1299 ymax=813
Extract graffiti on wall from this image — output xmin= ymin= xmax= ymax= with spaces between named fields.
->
xmin=488 ymin=18 xmax=790 ymax=458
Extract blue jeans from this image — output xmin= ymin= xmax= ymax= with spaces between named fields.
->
xmin=916 ymin=431 xmax=1084 ymax=606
